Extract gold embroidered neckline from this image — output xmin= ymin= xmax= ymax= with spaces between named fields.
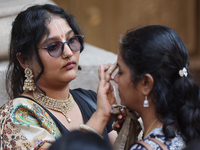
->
xmin=33 ymin=90 xmax=74 ymax=123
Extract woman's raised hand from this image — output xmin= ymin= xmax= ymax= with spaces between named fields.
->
xmin=89 ymin=62 xmax=126 ymax=135
xmin=85 ymin=62 xmax=118 ymax=135
xmin=101 ymin=62 xmax=128 ymax=133
xmin=96 ymin=63 xmax=118 ymax=118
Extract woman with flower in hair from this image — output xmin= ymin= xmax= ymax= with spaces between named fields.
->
xmin=99 ymin=25 xmax=200 ymax=149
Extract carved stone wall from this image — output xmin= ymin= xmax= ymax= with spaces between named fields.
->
xmin=0 ymin=0 xmax=55 ymax=60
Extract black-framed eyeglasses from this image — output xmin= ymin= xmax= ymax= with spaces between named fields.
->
xmin=39 ymin=35 xmax=84 ymax=58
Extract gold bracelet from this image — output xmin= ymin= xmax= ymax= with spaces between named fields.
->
xmin=79 ymin=124 xmax=103 ymax=139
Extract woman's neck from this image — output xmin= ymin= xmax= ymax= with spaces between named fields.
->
xmin=22 ymin=84 xmax=70 ymax=100
xmin=39 ymin=85 xmax=70 ymax=100
xmin=140 ymin=108 xmax=162 ymax=138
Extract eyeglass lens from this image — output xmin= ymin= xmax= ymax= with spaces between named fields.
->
xmin=47 ymin=35 xmax=83 ymax=58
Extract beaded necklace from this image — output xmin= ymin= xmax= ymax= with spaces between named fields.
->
xmin=33 ymin=90 xmax=74 ymax=123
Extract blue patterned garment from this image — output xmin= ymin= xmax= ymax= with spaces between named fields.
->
xmin=130 ymin=127 xmax=186 ymax=150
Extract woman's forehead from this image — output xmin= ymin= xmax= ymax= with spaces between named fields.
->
xmin=40 ymin=17 xmax=73 ymax=45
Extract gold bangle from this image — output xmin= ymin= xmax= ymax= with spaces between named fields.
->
xmin=79 ymin=124 xmax=103 ymax=139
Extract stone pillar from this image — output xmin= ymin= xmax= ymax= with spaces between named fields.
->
xmin=0 ymin=0 xmax=118 ymax=106
xmin=0 ymin=0 xmax=56 ymax=60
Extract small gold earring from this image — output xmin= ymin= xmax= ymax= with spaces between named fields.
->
xmin=23 ymin=67 xmax=35 ymax=91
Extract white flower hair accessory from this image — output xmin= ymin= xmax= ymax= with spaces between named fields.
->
xmin=179 ymin=67 xmax=188 ymax=77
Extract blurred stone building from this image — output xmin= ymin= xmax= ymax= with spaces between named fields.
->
xmin=0 ymin=0 xmax=199 ymax=105
xmin=53 ymin=0 xmax=200 ymax=80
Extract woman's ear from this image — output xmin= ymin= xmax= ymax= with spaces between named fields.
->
xmin=16 ymin=53 xmax=29 ymax=69
xmin=141 ymin=74 xmax=154 ymax=95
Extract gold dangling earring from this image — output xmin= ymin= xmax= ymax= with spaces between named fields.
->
xmin=23 ymin=67 xmax=35 ymax=91
xmin=143 ymin=95 xmax=149 ymax=107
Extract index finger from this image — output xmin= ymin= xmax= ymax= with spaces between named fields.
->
xmin=106 ymin=62 xmax=118 ymax=82
xmin=98 ymin=64 xmax=105 ymax=81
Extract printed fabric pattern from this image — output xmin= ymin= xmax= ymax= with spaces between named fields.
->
xmin=130 ymin=127 xmax=185 ymax=150
xmin=0 ymin=98 xmax=61 ymax=150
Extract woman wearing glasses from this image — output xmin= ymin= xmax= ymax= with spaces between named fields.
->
xmin=0 ymin=4 xmax=116 ymax=149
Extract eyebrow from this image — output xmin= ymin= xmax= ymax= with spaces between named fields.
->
xmin=42 ymin=30 xmax=74 ymax=45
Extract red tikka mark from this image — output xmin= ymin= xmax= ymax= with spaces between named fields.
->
xmin=61 ymin=35 xmax=63 ymax=38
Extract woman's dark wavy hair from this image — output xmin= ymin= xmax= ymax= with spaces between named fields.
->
xmin=6 ymin=4 xmax=84 ymax=99
xmin=119 ymin=25 xmax=200 ymax=144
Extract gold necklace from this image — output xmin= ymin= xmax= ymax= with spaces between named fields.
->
xmin=33 ymin=90 xmax=74 ymax=123
xmin=144 ymin=118 xmax=159 ymax=138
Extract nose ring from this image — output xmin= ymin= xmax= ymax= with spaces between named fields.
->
xmin=63 ymin=52 xmax=67 ymax=58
